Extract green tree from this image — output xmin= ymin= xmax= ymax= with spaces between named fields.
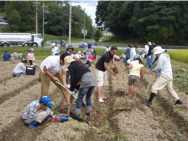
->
xmin=94 ymin=29 xmax=102 ymax=41
xmin=8 ymin=10 xmax=21 ymax=31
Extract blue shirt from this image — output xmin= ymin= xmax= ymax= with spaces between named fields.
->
xmin=154 ymin=53 xmax=172 ymax=76
xmin=3 ymin=53 xmax=10 ymax=60
xmin=126 ymin=47 xmax=131 ymax=58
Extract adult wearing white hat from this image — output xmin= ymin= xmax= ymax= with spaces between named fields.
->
xmin=143 ymin=46 xmax=183 ymax=107
xmin=51 ymin=43 xmax=60 ymax=56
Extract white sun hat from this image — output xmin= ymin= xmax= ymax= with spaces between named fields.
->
xmin=153 ymin=46 xmax=165 ymax=55
xmin=51 ymin=43 xmax=56 ymax=46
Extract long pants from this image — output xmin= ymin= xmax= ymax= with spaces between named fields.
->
xmin=29 ymin=60 xmax=33 ymax=65
xmin=146 ymin=54 xmax=154 ymax=69
xmin=151 ymin=75 xmax=180 ymax=100
xmin=23 ymin=108 xmax=51 ymax=124
xmin=66 ymin=70 xmax=70 ymax=84
xmin=75 ymin=86 xmax=95 ymax=114
xmin=13 ymin=71 xmax=25 ymax=76
xmin=40 ymin=72 xmax=63 ymax=97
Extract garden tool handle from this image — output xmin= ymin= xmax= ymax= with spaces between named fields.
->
xmin=55 ymin=78 xmax=77 ymax=99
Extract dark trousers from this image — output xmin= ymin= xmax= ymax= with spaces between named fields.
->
xmin=29 ymin=60 xmax=33 ymax=65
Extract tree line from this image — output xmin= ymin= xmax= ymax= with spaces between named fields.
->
xmin=0 ymin=1 xmax=94 ymax=39
xmin=96 ymin=1 xmax=188 ymax=45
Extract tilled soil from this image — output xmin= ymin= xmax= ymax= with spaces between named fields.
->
xmin=0 ymin=59 xmax=188 ymax=141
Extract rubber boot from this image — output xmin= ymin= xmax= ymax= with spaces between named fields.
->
xmin=29 ymin=121 xmax=38 ymax=128
xmin=143 ymin=92 xmax=156 ymax=107
xmin=174 ymin=100 xmax=183 ymax=105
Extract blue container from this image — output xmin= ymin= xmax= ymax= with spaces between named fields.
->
xmin=61 ymin=116 xmax=70 ymax=121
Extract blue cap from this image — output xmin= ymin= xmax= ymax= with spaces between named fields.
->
xmin=106 ymin=45 xmax=109 ymax=48
xmin=134 ymin=54 xmax=140 ymax=59
xmin=41 ymin=96 xmax=53 ymax=108
xmin=29 ymin=48 xmax=34 ymax=51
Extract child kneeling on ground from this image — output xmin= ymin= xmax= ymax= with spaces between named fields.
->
xmin=12 ymin=59 xmax=27 ymax=77
xmin=22 ymin=96 xmax=53 ymax=128
xmin=125 ymin=54 xmax=144 ymax=99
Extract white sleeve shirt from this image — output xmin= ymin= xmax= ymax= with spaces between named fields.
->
xmin=40 ymin=56 xmax=66 ymax=76
xmin=130 ymin=48 xmax=136 ymax=61
xmin=144 ymin=45 xmax=149 ymax=55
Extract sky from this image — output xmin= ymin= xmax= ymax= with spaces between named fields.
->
xmin=71 ymin=1 xmax=98 ymax=26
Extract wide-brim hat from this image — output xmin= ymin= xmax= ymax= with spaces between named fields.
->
xmin=78 ymin=51 xmax=81 ymax=54
xmin=51 ymin=43 xmax=56 ymax=46
xmin=63 ymin=56 xmax=76 ymax=69
xmin=148 ymin=42 xmax=151 ymax=45
xmin=153 ymin=46 xmax=165 ymax=54
xmin=66 ymin=45 xmax=74 ymax=51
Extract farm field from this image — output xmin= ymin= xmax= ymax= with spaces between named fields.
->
xmin=0 ymin=58 xmax=188 ymax=141
xmin=168 ymin=49 xmax=188 ymax=63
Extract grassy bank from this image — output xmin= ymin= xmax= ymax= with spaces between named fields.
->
xmin=0 ymin=46 xmax=126 ymax=59
xmin=168 ymin=49 xmax=188 ymax=63
xmin=44 ymin=34 xmax=94 ymax=43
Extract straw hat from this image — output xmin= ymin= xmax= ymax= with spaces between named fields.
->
xmin=63 ymin=56 xmax=76 ymax=69
xmin=153 ymin=46 xmax=165 ymax=55
xmin=51 ymin=43 xmax=56 ymax=46
xmin=148 ymin=42 xmax=151 ymax=45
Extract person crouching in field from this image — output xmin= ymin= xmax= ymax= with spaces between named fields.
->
xmin=12 ymin=59 xmax=27 ymax=77
xmin=62 ymin=55 xmax=96 ymax=117
xmin=143 ymin=46 xmax=183 ymax=107
xmin=22 ymin=96 xmax=53 ymax=128
xmin=125 ymin=54 xmax=144 ymax=99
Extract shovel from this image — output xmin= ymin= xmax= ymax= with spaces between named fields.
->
xmin=55 ymin=78 xmax=85 ymax=107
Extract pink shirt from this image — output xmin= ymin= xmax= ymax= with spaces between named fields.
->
xmin=88 ymin=56 xmax=95 ymax=62
xmin=28 ymin=53 xmax=35 ymax=60
xmin=114 ymin=55 xmax=120 ymax=59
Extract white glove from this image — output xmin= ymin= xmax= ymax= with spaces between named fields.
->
xmin=50 ymin=111 xmax=54 ymax=117
xmin=70 ymin=91 xmax=75 ymax=95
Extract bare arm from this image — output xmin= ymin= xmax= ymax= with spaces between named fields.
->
xmin=125 ymin=64 xmax=132 ymax=71
xmin=104 ymin=62 xmax=115 ymax=75
xmin=43 ymin=66 xmax=56 ymax=81
xmin=62 ymin=71 xmax=67 ymax=89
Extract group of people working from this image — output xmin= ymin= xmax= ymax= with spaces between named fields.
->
xmin=8 ymin=42 xmax=181 ymax=128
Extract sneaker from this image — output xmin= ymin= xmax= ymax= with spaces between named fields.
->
xmin=99 ymin=98 xmax=104 ymax=102
xmin=67 ymin=84 xmax=70 ymax=88
xmin=174 ymin=100 xmax=183 ymax=105
xmin=102 ymin=97 xmax=107 ymax=99
xmin=142 ymin=101 xmax=152 ymax=107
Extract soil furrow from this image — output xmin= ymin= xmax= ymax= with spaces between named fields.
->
xmin=0 ymin=84 xmax=64 ymax=141
xmin=0 ymin=78 xmax=39 ymax=104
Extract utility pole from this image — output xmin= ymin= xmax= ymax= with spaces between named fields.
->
xmin=42 ymin=3 xmax=48 ymax=41
xmin=84 ymin=8 xmax=85 ymax=43
xmin=68 ymin=0 xmax=72 ymax=44
xmin=32 ymin=0 xmax=40 ymax=34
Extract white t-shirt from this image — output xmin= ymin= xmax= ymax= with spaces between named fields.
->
xmin=129 ymin=60 xmax=144 ymax=78
xmin=75 ymin=54 xmax=81 ymax=59
xmin=51 ymin=47 xmax=59 ymax=56
xmin=144 ymin=45 xmax=149 ymax=55
xmin=40 ymin=56 xmax=66 ymax=76
xmin=130 ymin=48 xmax=136 ymax=61
xmin=13 ymin=62 xmax=26 ymax=74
